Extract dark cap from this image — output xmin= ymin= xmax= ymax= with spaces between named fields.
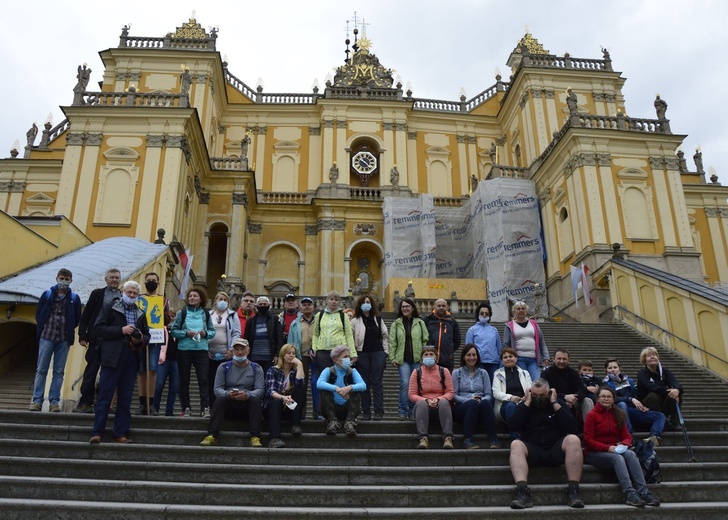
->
xmin=284 ymin=293 xmax=297 ymax=301
xmin=300 ymin=296 xmax=314 ymax=304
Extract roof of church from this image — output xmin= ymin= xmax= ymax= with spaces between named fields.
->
xmin=0 ymin=237 xmax=168 ymax=303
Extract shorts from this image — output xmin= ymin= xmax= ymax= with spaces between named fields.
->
xmin=137 ymin=344 xmax=161 ymax=373
xmin=523 ymin=436 xmax=568 ymax=467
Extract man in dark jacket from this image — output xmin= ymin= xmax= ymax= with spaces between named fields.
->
xmin=89 ymin=280 xmax=149 ymax=444
xmin=424 ymin=299 xmax=460 ymax=372
xmin=507 ymin=378 xmax=584 ymax=509
xmin=542 ymin=349 xmax=594 ymax=420
xmin=30 ymin=268 xmax=82 ymax=412
xmin=243 ymin=296 xmax=284 ymax=373
xmin=74 ymin=268 xmax=121 ymax=413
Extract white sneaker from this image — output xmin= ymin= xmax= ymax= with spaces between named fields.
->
xmin=181 ymin=407 xmax=192 ymax=418
xmin=202 ymin=407 xmax=210 ymax=419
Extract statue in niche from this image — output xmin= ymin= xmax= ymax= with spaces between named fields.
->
xmin=180 ymin=68 xmax=192 ymax=96
xmin=654 ymin=95 xmax=668 ymax=120
xmin=74 ymin=64 xmax=92 ymax=95
xmin=390 ymin=165 xmax=400 ymax=186
xmin=241 ymin=134 xmax=251 ymax=158
xmin=489 ymin=141 xmax=497 ymax=164
xmin=566 ymin=88 xmax=578 ymax=115
xmin=404 ymin=281 xmax=415 ymax=299
xmin=329 ymin=162 xmax=339 ymax=184
xmin=26 ymin=123 xmax=38 ymax=147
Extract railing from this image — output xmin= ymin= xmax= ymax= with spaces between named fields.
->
xmin=526 ymin=54 xmax=611 ymax=71
xmin=76 ymin=91 xmax=186 ymax=108
xmin=350 ymin=187 xmax=382 ymax=201
xmin=259 ymin=191 xmax=309 ymax=204
xmin=120 ymin=35 xmax=215 ymax=51
xmin=325 ymin=86 xmax=403 ymax=101
xmin=412 ymin=98 xmax=462 ymax=112
xmin=224 ymin=70 xmax=256 ymax=101
xmin=489 ymin=166 xmax=530 ymax=179
xmin=606 ymin=305 xmax=728 ymax=369
xmin=47 ymin=119 xmax=70 ymax=145
xmin=433 ymin=196 xmax=464 ymax=207
xmin=209 ymin=157 xmax=247 ymax=171
xmin=259 ymin=93 xmax=317 ymax=104
xmin=464 ymin=81 xmax=509 ymax=111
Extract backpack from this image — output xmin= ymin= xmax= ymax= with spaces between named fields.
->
xmin=315 ymin=309 xmax=347 ymax=332
xmin=633 ymin=438 xmax=661 ymax=484
xmin=416 ymin=365 xmax=446 ymax=395
xmin=224 ymin=360 xmax=260 ymax=378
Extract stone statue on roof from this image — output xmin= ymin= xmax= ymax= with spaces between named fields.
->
xmin=566 ymin=88 xmax=578 ymax=115
xmin=390 ymin=166 xmax=400 ymax=186
xmin=329 ymin=162 xmax=339 ymax=184
xmin=654 ymin=95 xmax=668 ymax=120
xmin=180 ymin=68 xmax=192 ymax=96
xmin=26 ymin=123 xmax=38 ymax=147
xmin=74 ymin=64 xmax=92 ymax=94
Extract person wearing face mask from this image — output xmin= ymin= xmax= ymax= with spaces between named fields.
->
xmin=317 ymin=345 xmax=366 ymax=437
xmin=465 ymin=301 xmax=501 ymax=386
xmin=409 ymin=345 xmax=455 ymax=449
xmin=507 ymin=379 xmax=584 ymax=509
xmin=89 ymin=281 xmax=149 ymax=443
xmin=31 ymin=268 xmax=82 ymax=412
xmin=135 ymin=272 xmax=170 ymax=416
xmin=350 ymin=294 xmax=388 ymax=421
xmin=207 ymin=291 xmax=241 ymax=409
xmin=243 ymin=296 xmax=284 ymax=374
xmin=200 ymin=338 xmax=265 ymax=448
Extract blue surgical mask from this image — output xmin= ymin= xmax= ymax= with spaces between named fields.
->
xmin=122 ymin=294 xmax=137 ymax=306
xmin=216 ymin=300 xmax=228 ymax=311
xmin=479 ymin=316 xmax=490 ymax=324
xmin=57 ymin=281 xmax=70 ymax=289
xmin=361 ymin=303 xmax=372 ymax=312
xmin=339 ymin=357 xmax=352 ymax=370
xmin=233 ymin=355 xmax=247 ymax=363
xmin=422 ymin=357 xmax=436 ymax=367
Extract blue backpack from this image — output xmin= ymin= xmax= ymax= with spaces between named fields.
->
xmin=633 ymin=438 xmax=661 ymax=483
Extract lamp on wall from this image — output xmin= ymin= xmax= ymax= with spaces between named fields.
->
xmin=6 ymin=303 xmax=16 ymax=320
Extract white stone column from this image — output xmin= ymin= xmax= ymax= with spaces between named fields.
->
xmin=226 ymin=193 xmax=248 ymax=281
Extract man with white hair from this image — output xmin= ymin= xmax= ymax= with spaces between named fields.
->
xmin=89 ymin=280 xmax=150 ymax=444
xmin=317 ymin=345 xmax=366 ymax=437
xmin=243 ymin=295 xmax=283 ymax=373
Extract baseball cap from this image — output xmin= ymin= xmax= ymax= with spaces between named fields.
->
xmin=284 ymin=293 xmax=297 ymax=301
xmin=300 ymin=296 xmax=314 ymax=304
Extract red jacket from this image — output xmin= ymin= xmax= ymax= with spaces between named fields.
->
xmin=583 ymin=402 xmax=632 ymax=455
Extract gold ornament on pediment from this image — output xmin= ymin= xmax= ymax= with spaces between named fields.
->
xmin=170 ymin=18 xmax=208 ymax=39
xmin=516 ymin=33 xmax=549 ymax=55
xmin=358 ymin=37 xmax=372 ymax=54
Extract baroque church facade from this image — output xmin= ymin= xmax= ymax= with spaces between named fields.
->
xmin=2 ymin=18 xmax=727 ymax=325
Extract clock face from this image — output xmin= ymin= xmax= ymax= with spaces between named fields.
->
xmin=352 ymin=151 xmax=377 ymax=174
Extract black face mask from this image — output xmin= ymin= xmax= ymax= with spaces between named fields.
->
xmin=145 ymin=281 xmax=158 ymax=292
xmin=532 ymin=396 xmax=549 ymax=408
xmin=256 ymin=306 xmax=269 ymax=316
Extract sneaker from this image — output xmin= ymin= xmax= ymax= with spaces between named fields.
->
xmin=249 ymin=436 xmax=263 ymax=448
xmin=269 ymin=438 xmax=286 ymax=448
xmin=326 ymin=421 xmax=340 ymax=436
xmin=625 ymin=490 xmax=646 ymax=507
xmin=148 ymin=407 xmax=159 ymax=416
xmin=291 ymin=426 xmax=303 ymax=437
xmin=29 ymin=402 xmax=42 ymax=412
xmin=135 ymin=405 xmax=147 ymax=415
xmin=73 ymin=404 xmax=94 ymax=413
xmin=639 ymin=490 xmax=660 ymax=507
xmin=397 ymin=414 xmax=408 ymax=421
xmin=489 ymin=440 xmax=500 ymax=449
xmin=417 ymin=437 xmax=429 ymax=449
xmin=362 ymin=412 xmax=371 ymax=421
xmin=200 ymin=435 xmax=218 ymax=446
xmin=463 ymin=438 xmax=480 ymax=450
xmin=89 ymin=435 xmax=102 ymax=444
xmin=181 ymin=408 xmax=192 ymax=418
xmin=373 ymin=412 xmax=384 ymax=421
xmin=566 ymin=486 xmax=585 ymax=508
xmin=510 ymin=486 xmax=533 ymax=509
xmin=49 ymin=403 xmax=61 ymax=412
xmin=344 ymin=421 xmax=357 ymax=438
xmin=201 ymin=407 xmax=211 ymax=419
xmin=113 ymin=436 xmax=132 ymax=444
xmin=442 ymin=437 xmax=454 ymax=450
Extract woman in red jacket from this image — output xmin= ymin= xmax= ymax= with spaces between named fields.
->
xmin=583 ymin=386 xmax=660 ymax=508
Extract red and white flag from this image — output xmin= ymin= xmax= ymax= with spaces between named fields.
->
xmin=178 ymin=249 xmax=193 ymax=299
xmin=581 ymin=262 xmax=593 ymax=305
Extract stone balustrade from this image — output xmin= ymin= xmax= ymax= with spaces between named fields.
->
xmin=224 ymin=70 xmax=256 ymax=101
xmin=526 ymin=54 xmax=611 ymax=71
xmin=47 ymin=119 xmax=70 ymax=145
xmin=412 ymin=98 xmax=462 ymax=112
xmin=209 ymin=157 xmax=247 ymax=171
xmin=433 ymin=196 xmax=464 ymax=207
xmin=259 ymin=191 xmax=309 ymax=204
xmin=75 ymin=91 xmax=186 ymax=108
xmin=259 ymin=93 xmax=317 ymax=104
xmin=119 ymin=35 xmax=215 ymax=51
xmin=350 ymin=187 xmax=382 ymax=201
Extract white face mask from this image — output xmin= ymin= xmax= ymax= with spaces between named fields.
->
xmin=216 ymin=300 xmax=228 ymax=311
xmin=479 ymin=316 xmax=490 ymax=324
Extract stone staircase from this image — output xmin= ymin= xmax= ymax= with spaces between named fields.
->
xmin=1 ymin=321 xmax=728 ymax=518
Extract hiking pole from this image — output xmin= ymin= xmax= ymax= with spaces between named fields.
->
xmin=675 ymin=401 xmax=696 ymax=462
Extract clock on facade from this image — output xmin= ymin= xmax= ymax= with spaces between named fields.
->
xmin=352 ymin=150 xmax=378 ymax=174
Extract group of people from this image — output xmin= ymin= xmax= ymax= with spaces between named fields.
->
xmin=31 ymin=276 xmax=684 ymax=508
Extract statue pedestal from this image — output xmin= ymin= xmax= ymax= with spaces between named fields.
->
xmin=384 ymin=278 xmax=487 ymax=312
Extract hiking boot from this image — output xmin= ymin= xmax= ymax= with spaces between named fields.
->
xmin=362 ymin=412 xmax=371 ymax=421
xmin=442 ymin=436 xmax=454 ymax=449
xmin=326 ymin=421 xmax=340 ymax=436
xmin=73 ymin=404 xmax=94 ymax=413
xmin=510 ymin=486 xmax=533 ymax=509
xmin=181 ymin=408 xmax=192 ymax=418
xmin=200 ymin=435 xmax=218 ymax=446
xmin=625 ymin=490 xmax=646 ymax=507
xmin=566 ymin=486 xmax=585 ymax=508
xmin=417 ymin=437 xmax=429 ymax=449
xmin=645 ymin=435 xmax=661 ymax=447
xmin=249 ymin=436 xmax=263 ymax=447
xmin=639 ymin=490 xmax=660 ymax=507
xmin=28 ymin=402 xmax=42 ymax=412
xmin=49 ymin=403 xmax=61 ymax=412
xmin=201 ymin=407 xmax=211 ymax=419
xmin=344 ymin=421 xmax=357 ymax=438
xmin=269 ymin=438 xmax=286 ymax=448
xmin=463 ymin=438 xmax=480 ymax=450
xmin=291 ymin=426 xmax=303 ymax=437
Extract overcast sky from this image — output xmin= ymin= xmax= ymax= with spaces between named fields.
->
xmin=2 ymin=0 xmax=726 ymax=184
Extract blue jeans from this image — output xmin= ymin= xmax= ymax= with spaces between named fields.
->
xmin=619 ymin=402 xmax=666 ymax=437
xmin=397 ymin=361 xmax=421 ymax=417
xmin=453 ymin=398 xmax=498 ymax=442
xmin=499 ymin=401 xmax=521 ymax=439
xmin=32 ymin=338 xmax=69 ymax=405
xmin=517 ymin=356 xmax=541 ymax=382
xmin=93 ymin=346 xmax=138 ymax=438
xmin=153 ymin=359 xmax=180 ymax=416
